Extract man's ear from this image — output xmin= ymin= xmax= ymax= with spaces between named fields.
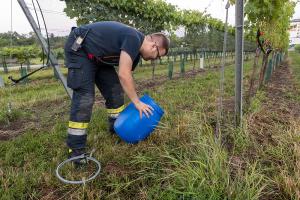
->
xmin=161 ymin=49 xmax=167 ymax=56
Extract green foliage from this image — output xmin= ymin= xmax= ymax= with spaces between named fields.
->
xmin=62 ymin=0 xmax=236 ymax=34
xmin=0 ymin=31 xmax=67 ymax=49
xmin=49 ymin=34 xmax=68 ymax=49
xmin=0 ymin=107 xmax=24 ymax=126
xmin=289 ymin=51 xmax=300 ymax=100
xmin=62 ymin=0 xmax=256 ymax=50
xmin=53 ymin=48 xmax=64 ymax=60
xmin=0 ymin=30 xmax=68 ymax=64
xmin=0 ymin=46 xmax=39 ymax=64
xmin=247 ymin=90 xmax=266 ymax=114
xmin=244 ymin=0 xmax=296 ymax=50
xmin=63 ymin=0 xmax=179 ymax=33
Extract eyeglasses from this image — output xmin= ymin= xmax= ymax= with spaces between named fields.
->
xmin=150 ymin=35 xmax=161 ymax=59
xmin=155 ymin=44 xmax=161 ymax=59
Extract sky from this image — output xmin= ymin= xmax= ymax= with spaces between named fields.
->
xmin=0 ymin=0 xmax=300 ymax=36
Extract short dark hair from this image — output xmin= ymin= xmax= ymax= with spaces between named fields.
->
xmin=150 ymin=33 xmax=170 ymax=55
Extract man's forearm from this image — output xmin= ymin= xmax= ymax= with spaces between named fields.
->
xmin=119 ymin=73 xmax=140 ymax=105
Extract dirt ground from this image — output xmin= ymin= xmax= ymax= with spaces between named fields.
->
xmin=247 ymin=60 xmax=300 ymax=144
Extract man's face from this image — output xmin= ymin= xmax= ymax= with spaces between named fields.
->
xmin=141 ymin=36 xmax=166 ymax=61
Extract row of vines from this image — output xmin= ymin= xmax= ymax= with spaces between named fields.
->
xmin=61 ymin=0 xmax=297 ymax=101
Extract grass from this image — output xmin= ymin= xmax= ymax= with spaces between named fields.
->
xmin=289 ymin=51 xmax=300 ymax=101
xmin=0 ymin=55 xmax=241 ymax=126
xmin=1 ymin=52 xmax=300 ymax=199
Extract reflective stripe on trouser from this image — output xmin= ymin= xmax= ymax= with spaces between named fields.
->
xmin=107 ymin=105 xmax=125 ymax=115
xmin=69 ymin=121 xmax=89 ymax=129
xmin=107 ymin=105 xmax=125 ymax=133
xmin=65 ymin=39 xmax=97 ymax=149
xmin=67 ymin=122 xmax=88 ymax=149
xmin=67 ymin=127 xmax=87 ymax=149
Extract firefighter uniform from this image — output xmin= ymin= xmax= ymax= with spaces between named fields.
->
xmin=64 ymin=21 xmax=144 ymax=151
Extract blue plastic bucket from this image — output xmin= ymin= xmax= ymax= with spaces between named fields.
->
xmin=114 ymin=94 xmax=164 ymax=143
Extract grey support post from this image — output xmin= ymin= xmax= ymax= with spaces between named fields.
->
xmin=235 ymin=0 xmax=244 ymax=126
xmin=17 ymin=0 xmax=72 ymax=99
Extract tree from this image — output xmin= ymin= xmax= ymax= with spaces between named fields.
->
xmin=62 ymin=0 xmax=179 ymax=34
xmin=61 ymin=0 xmax=237 ymax=35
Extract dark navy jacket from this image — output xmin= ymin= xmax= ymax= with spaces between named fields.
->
xmin=75 ymin=21 xmax=145 ymax=70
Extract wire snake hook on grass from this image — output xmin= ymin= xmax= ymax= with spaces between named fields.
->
xmin=55 ymin=149 xmax=101 ymax=184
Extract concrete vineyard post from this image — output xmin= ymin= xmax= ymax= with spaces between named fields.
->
xmin=180 ymin=54 xmax=185 ymax=76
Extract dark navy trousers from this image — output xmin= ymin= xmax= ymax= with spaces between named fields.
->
xmin=64 ymin=29 xmax=124 ymax=150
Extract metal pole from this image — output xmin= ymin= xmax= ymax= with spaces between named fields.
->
xmin=217 ymin=1 xmax=230 ymax=130
xmin=17 ymin=0 xmax=73 ymax=99
xmin=235 ymin=0 xmax=244 ymax=126
xmin=10 ymin=0 xmax=13 ymax=60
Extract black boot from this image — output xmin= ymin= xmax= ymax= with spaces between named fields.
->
xmin=66 ymin=133 xmax=88 ymax=167
xmin=68 ymin=148 xmax=87 ymax=167
xmin=108 ymin=117 xmax=117 ymax=134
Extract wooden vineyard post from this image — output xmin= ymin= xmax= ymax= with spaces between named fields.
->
xmin=173 ymin=53 xmax=176 ymax=62
xmin=247 ymin=48 xmax=261 ymax=102
xmin=168 ymin=61 xmax=173 ymax=80
xmin=193 ymin=52 xmax=196 ymax=71
xmin=26 ymin=58 xmax=30 ymax=71
xmin=180 ymin=57 xmax=185 ymax=77
xmin=151 ymin=60 xmax=156 ymax=80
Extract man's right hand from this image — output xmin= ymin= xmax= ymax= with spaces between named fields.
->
xmin=118 ymin=50 xmax=154 ymax=118
xmin=134 ymin=101 xmax=154 ymax=119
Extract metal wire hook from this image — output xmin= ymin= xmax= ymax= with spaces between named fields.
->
xmin=55 ymin=150 xmax=101 ymax=185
